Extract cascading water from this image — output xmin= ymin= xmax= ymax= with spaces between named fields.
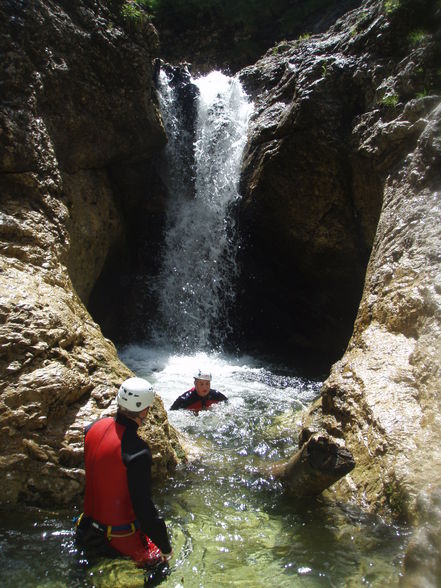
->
xmin=153 ymin=67 xmax=253 ymax=351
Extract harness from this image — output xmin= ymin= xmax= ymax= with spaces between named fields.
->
xmin=75 ymin=512 xmax=140 ymax=540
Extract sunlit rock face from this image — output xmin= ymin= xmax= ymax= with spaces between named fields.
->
xmin=0 ymin=0 xmax=178 ymax=505
xmin=319 ymin=99 xmax=441 ymax=518
xmin=238 ymin=0 xmax=441 ymax=519
xmin=237 ymin=10 xmax=384 ymax=372
xmin=238 ymin=1 xmax=441 ymax=579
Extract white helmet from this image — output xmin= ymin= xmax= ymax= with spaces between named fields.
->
xmin=193 ymin=369 xmax=212 ymax=381
xmin=117 ymin=377 xmax=155 ymax=412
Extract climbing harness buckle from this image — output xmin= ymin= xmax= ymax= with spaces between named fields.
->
xmin=77 ymin=514 xmax=140 ymax=539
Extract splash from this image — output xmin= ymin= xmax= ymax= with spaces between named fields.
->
xmin=153 ymin=68 xmax=253 ymax=351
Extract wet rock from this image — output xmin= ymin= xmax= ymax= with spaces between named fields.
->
xmin=0 ymin=0 xmax=179 ymax=505
xmin=315 ymin=101 xmax=441 ymax=522
xmin=236 ymin=7 xmax=384 ymax=371
xmin=402 ymin=488 xmax=441 ymax=587
xmin=236 ymin=0 xmax=441 ymax=543
xmin=272 ymin=432 xmax=355 ymax=496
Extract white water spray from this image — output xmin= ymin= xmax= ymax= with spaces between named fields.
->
xmin=154 ymin=69 xmax=253 ymax=350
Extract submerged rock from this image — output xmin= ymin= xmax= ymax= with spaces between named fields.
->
xmin=271 ymin=432 xmax=355 ymax=496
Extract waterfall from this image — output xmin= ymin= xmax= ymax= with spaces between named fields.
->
xmin=153 ymin=67 xmax=253 ymax=351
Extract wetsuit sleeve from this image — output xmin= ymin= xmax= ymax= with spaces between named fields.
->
xmin=124 ymin=439 xmax=172 ymax=553
xmin=170 ymin=390 xmax=198 ymax=410
xmin=169 ymin=390 xmax=193 ymax=410
xmin=169 ymin=396 xmax=184 ymax=410
xmin=211 ymin=389 xmax=228 ymax=402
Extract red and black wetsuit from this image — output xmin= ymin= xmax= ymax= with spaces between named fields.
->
xmin=78 ymin=412 xmax=171 ymax=566
xmin=169 ymin=388 xmax=227 ymax=412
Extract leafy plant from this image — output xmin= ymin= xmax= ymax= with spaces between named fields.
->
xmin=384 ymin=0 xmax=400 ymax=13
xmin=408 ymin=29 xmax=428 ymax=45
xmin=381 ymin=93 xmax=399 ymax=107
xmin=121 ymin=0 xmax=152 ymax=29
xmin=351 ymin=10 xmax=369 ymax=35
xmin=271 ymin=41 xmax=290 ymax=55
xmin=385 ymin=479 xmax=407 ymax=518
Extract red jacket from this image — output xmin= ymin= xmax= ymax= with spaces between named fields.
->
xmin=84 ymin=417 xmax=135 ymax=526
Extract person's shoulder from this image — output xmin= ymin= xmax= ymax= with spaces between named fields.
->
xmin=210 ymin=389 xmax=228 ymax=401
xmin=85 ymin=416 xmax=114 ymax=436
xmin=170 ymin=388 xmax=196 ymax=410
xmin=122 ymin=427 xmax=151 ymax=463
xmin=174 ymin=388 xmax=195 ymax=401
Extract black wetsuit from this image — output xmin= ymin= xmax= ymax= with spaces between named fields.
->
xmin=169 ymin=387 xmax=227 ymax=412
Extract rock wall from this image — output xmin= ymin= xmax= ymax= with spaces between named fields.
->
xmin=0 ymin=0 xmax=179 ymax=505
xmin=153 ymin=0 xmax=364 ymax=74
xmin=237 ymin=0 xmax=441 ymax=577
xmin=1 ymin=3 xmax=440 ymax=562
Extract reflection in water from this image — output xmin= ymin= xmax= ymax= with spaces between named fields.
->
xmin=0 ymin=349 xmax=410 ymax=587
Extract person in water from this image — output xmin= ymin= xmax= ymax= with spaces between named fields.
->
xmin=75 ymin=377 xmax=173 ymax=568
xmin=169 ymin=370 xmax=227 ymax=412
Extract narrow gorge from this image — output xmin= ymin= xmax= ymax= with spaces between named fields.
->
xmin=0 ymin=0 xmax=440 ymax=586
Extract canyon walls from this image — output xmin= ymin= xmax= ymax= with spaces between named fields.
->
xmin=236 ymin=0 xmax=440 ymax=578
xmin=0 ymin=0 xmax=179 ymax=504
xmin=1 ymin=5 xmax=440 ymax=575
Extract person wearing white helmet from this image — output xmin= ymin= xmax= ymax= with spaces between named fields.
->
xmin=169 ymin=369 xmax=227 ymax=412
xmin=76 ymin=377 xmax=172 ymax=571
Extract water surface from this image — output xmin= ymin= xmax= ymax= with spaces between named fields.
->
xmin=0 ymin=348 xmax=408 ymax=587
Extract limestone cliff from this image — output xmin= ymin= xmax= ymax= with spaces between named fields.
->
xmin=238 ymin=0 xmax=440 ymax=580
xmin=238 ymin=0 xmax=440 ymax=374
xmin=0 ymin=0 xmax=179 ymax=504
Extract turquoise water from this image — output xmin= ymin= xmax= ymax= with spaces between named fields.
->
xmin=0 ymin=349 xmax=409 ymax=587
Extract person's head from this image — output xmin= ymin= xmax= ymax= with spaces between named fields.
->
xmin=117 ymin=377 xmax=155 ymax=423
xmin=193 ymin=369 xmax=212 ymax=397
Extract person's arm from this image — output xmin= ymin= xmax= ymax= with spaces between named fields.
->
xmin=211 ymin=389 xmax=228 ymax=402
xmin=169 ymin=396 xmax=184 ymax=410
xmin=125 ymin=443 xmax=172 ymax=554
xmin=170 ymin=390 xmax=194 ymax=410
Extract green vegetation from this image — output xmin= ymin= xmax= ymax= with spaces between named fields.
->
xmin=385 ymin=479 xmax=407 ymax=518
xmin=380 ymin=93 xmax=399 ymax=107
xmin=408 ymin=29 xmax=428 ymax=45
xmin=351 ymin=10 xmax=369 ymax=35
xmin=271 ymin=41 xmax=291 ymax=56
xmin=121 ymin=0 xmax=152 ymax=28
xmin=383 ymin=0 xmax=400 ymax=13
